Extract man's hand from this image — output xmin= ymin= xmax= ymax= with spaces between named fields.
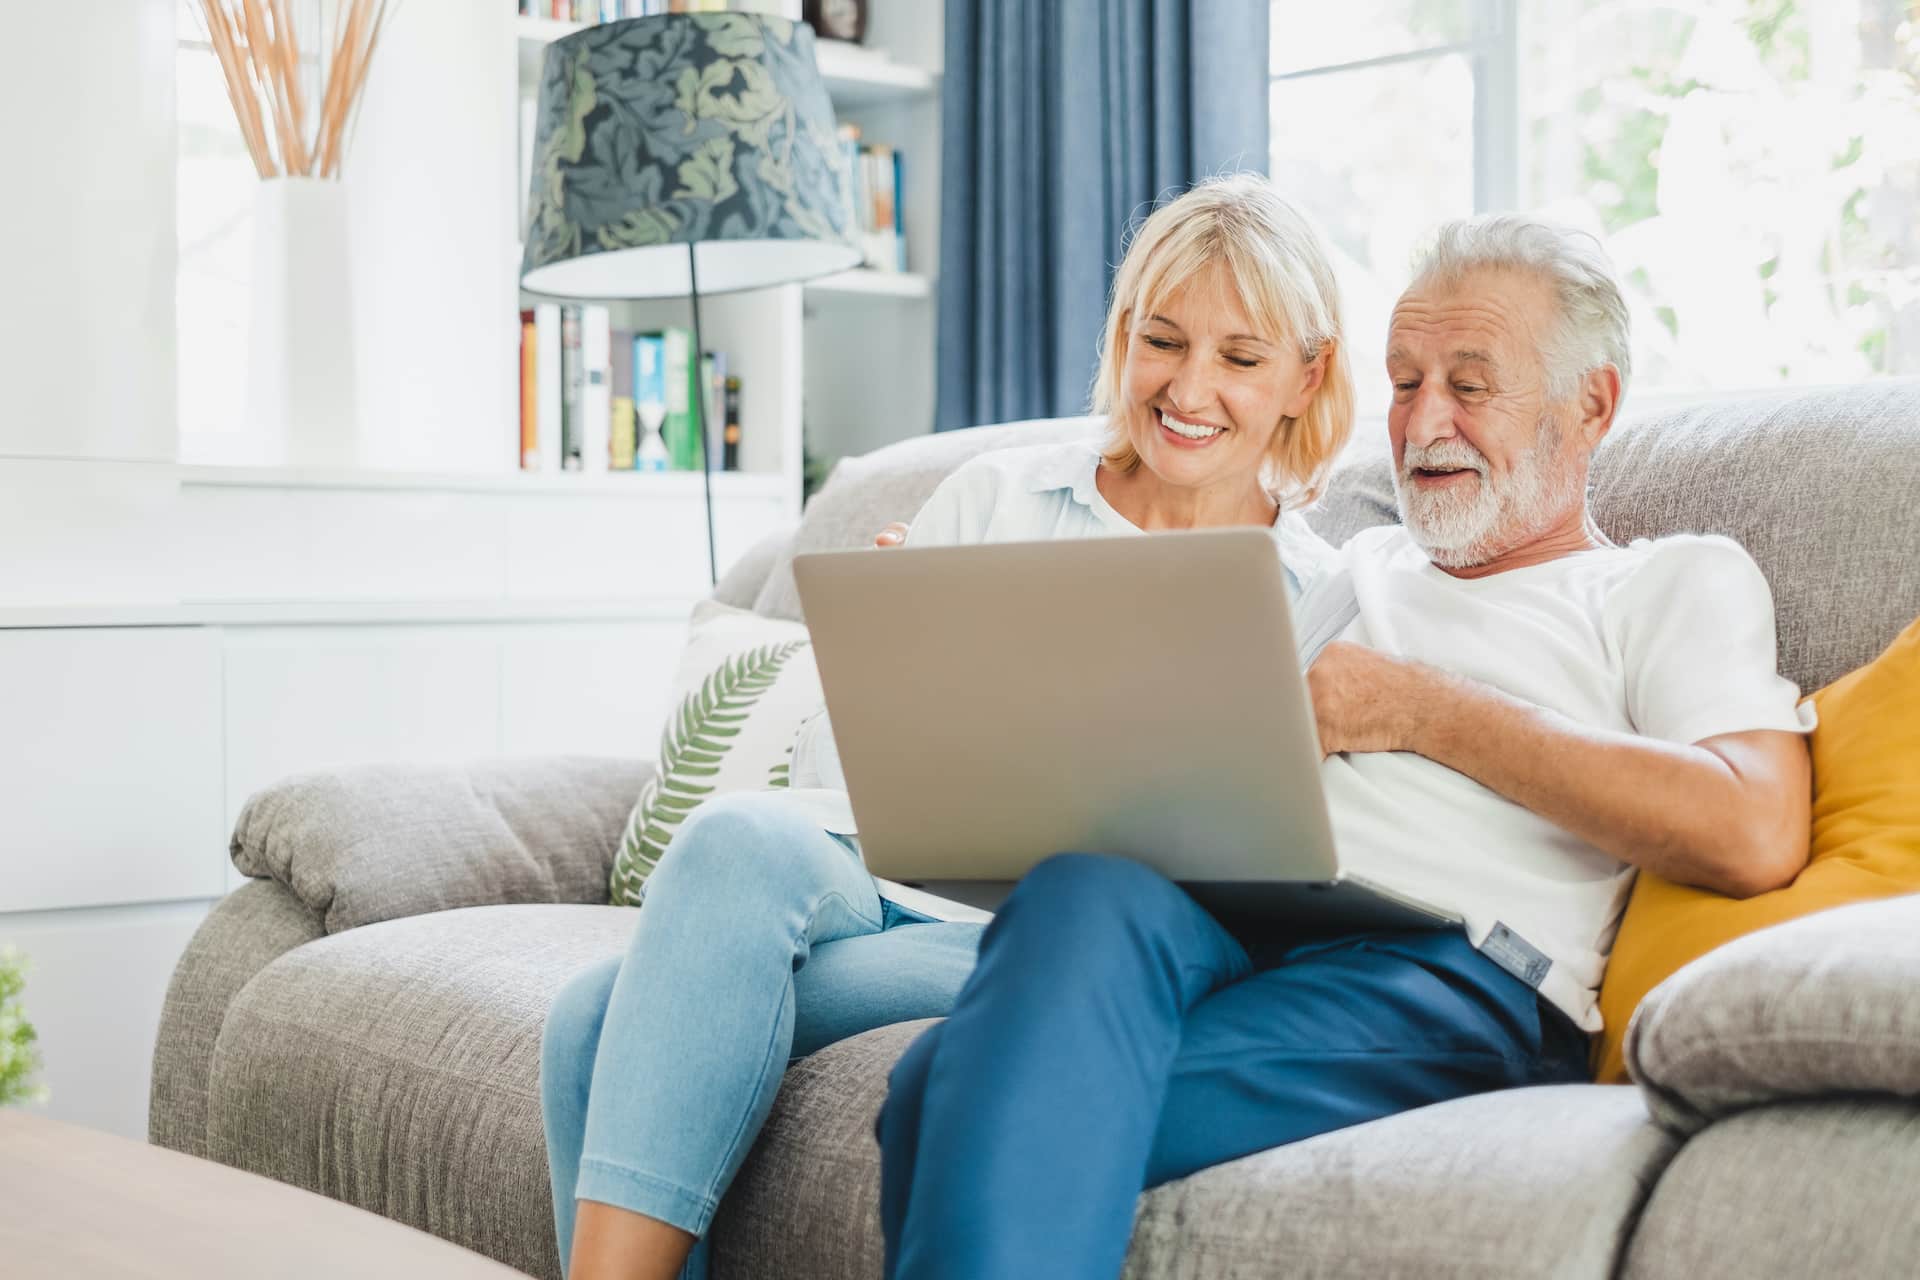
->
xmin=874 ymin=521 xmax=909 ymax=548
xmin=1305 ymin=641 xmax=1448 ymax=757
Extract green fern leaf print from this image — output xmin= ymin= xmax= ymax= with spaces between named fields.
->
xmin=609 ymin=639 xmax=808 ymax=906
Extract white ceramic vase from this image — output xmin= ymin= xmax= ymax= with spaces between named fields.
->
xmin=244 ymin=177 xmax=361 ymax=468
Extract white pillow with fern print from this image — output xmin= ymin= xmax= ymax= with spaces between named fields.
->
xmin=610 ymin=601 xmax=825 ymax=907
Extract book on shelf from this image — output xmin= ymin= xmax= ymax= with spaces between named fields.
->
xmin=535 ymin=302 xmax=563 ymax=472
xmin=610 ymin=397 xmax=637 ymax=469
xmin=660 ymin=327 xmax=699 ymax=471
xmin=700 ymin=350 xmax=721 ymax=471
xmin=581 ymin=305 xmax=612 ymax=474
xmin=633 ymin=332 xmax=669 ymax=471
xmin=722 ymin=374 xmax=742 ymax=471
xmin=837 ymin=124 xmax=908 ymax=273
xmin=515 ymin=309 xmax=742 ymax=473
xmin=519 ymin=310 xmax=538 ymax=469
xmin=559 ymin=304 xmax=584 ymax=470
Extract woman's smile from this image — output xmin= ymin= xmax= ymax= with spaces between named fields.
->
xmin=1156 ymin=408 xmax=1228 ymax=448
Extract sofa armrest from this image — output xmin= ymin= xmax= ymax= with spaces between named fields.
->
xmin=150 ymin=879 xmax=328 ymax=1157
xmin=1625 ymin=894 xmax=1920 ymax=1135
xmin=230 ymin=756 xmax=653 ymax=935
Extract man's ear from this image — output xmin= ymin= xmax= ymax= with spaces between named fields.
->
xmin=1577 ymin=365 xmax=1622 ymax=451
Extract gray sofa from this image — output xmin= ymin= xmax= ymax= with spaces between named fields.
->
xmin=152 ymin=381 xmax=1920 ymax=1279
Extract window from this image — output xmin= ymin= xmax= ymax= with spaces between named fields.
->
xmin=1272 ymin=1 xmax=1920 ymax=412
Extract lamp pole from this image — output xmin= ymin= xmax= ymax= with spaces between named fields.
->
xmin=687 ymin=241 xmax=718 ymax=587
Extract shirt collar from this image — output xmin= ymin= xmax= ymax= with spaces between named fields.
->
xmin=1023 ymin=438 xmax=1108 ymax=511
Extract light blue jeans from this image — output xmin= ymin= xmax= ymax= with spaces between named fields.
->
xmin=540 ymin=791 xmax=985 ymax=1279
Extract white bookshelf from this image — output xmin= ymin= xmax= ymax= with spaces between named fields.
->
xmin=513 ymin=2 xmax=943 ymax=484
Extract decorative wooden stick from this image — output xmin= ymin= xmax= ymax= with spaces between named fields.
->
xmin=272 ymin=0 xmax=311 ymax=173
xmin=201 ymin=0 xmax=275 ymax=177
xmin=198 ymin=0 xmax=392 ymax=181
xmin=329 ymin=0 xmax=393 ymax=180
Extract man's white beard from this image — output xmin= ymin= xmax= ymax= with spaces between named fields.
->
xmin=1391 ymin=418 xmax=1581 ymax=568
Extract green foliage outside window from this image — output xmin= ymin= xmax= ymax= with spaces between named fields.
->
xmin=0 ymin=947 xmax=48 ymax=1107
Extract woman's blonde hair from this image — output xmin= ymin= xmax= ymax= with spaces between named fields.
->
xmin=1089 ymin=173 xmax=1354 ymax=508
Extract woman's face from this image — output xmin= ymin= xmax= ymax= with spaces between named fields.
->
xmin=1120 ymin=262 xmax=1326 ymax=495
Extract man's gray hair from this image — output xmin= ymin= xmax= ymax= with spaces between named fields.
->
xmin=1410 ymin=215 xmax=1632 ymax=402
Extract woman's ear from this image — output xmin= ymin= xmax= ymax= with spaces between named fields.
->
xmin=1282 ymin=343 xmax=1332 ymax=418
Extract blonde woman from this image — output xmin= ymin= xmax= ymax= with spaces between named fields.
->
xmin=540 ymin=173 xmax=1354 ymax=1280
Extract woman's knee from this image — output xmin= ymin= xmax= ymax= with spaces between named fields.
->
xmin=646 ymin=792 xmax=850 ymax=906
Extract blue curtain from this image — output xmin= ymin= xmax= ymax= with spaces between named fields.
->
xmin=935 ymin=0 xmax=1271 ymax=431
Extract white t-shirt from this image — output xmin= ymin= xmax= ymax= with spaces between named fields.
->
xmin=1323 ymin=525 xmax=1817 ymax=1030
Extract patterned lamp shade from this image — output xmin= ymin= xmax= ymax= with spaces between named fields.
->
xmin=521 ymin=12 xmax=861 ymax=298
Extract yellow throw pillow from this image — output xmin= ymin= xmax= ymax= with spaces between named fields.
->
xmin=1593 ymin=614 xmax=1920 ymax=1083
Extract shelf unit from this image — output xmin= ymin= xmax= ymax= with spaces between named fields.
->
xmin=512 ymin=1 xmax=943 ymax=485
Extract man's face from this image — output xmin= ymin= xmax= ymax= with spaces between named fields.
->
xmin=1384 ymin=269 xmax=1585 ymax=568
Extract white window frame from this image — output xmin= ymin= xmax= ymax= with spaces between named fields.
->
xmin=1268 ymin=0 xmax=1519 ymax=214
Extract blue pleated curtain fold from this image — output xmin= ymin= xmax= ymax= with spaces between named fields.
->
xmin=936 ymin=0 xmax=1270 ymax=431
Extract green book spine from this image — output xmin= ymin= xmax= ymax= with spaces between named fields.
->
xmin=659 ymin=327 xmax=700 ymax=471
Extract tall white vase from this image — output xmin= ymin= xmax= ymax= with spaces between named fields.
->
xmin=245 ymin=177 xmax=361 ymax=468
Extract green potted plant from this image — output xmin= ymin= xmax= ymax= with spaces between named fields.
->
xmin=0 ymin=945 xmax=47 ymax=1106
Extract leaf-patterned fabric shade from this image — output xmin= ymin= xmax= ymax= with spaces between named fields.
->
xmin=521 ymin=13 xmax=861 ymax=298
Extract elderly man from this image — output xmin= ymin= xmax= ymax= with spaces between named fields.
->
xmin=875 ymin=216 xmax=1815 ymax=1280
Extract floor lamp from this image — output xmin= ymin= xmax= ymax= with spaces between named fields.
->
xmin=520 ymin=12 xmax=861 ymax=585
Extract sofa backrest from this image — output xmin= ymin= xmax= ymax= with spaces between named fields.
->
xmin=737 ymin=380 xmax=1920 ymax=695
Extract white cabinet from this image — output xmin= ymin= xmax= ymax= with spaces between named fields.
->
xmin=0 ymin=628 xmax=224 ymax=914
xmin=0 ymin=900 xmax=213 ymax=1142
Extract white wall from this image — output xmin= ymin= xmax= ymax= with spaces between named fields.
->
xmin=0 ymin=3 xmax=177 ymax=466
xmin=344 ymin=1 xmax=521 ymax=472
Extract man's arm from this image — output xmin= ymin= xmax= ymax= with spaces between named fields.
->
xmin=1308 ymin=642 xmax=1811 ymax=898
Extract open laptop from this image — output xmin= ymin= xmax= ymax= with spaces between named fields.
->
xmin=791 ymin=528 xmax=1462 ymax=933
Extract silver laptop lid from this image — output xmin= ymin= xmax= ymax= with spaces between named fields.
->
xmin=792 ymin=528 xmax=1339 ymax=888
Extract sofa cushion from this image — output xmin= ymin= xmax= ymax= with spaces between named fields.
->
xmin=714 ymin=527 xmax=795 ymax=611
xmin=610 ymin=602 xmax=823 ymax=905
xmin=207 ymin=903 xmax=637 ymax=1280
xmin=752 ymin=416 xmax=1102 ymax=620
xmin=1623 ymin=894 xmax=1920 ymax=1134
xmin=1595 ymin=612 xmax=1920 ymax=1081
xmin=1620 ymin=1098 xmax=1920 ymax=1280
xmin=712 ymin=1019 xmax=1677 ymax=1280
xmin=231 ymin=757 xmax=649 ymax=933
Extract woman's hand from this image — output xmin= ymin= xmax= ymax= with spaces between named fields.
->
xmin=874 ymin=522 xmax=910 ymax=548
xmin=1305 ymin=642 xmax=1452 ymax=758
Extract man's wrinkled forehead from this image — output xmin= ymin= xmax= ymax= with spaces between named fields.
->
xmin=1387 ymin=273 xmax=1552 ymax=365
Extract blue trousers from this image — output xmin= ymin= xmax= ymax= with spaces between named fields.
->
xmin=876 ymin=854 xmax=1591 ymax=1280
